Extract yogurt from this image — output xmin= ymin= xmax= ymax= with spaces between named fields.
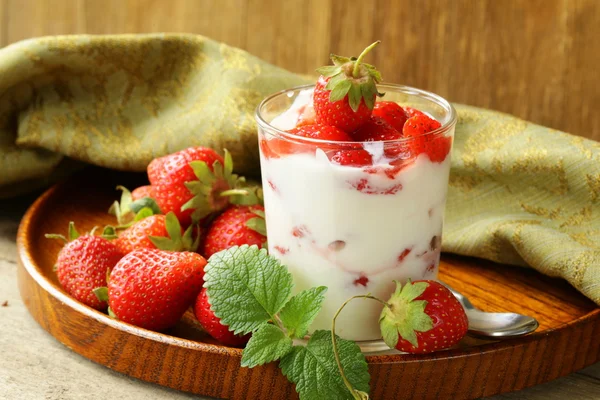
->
xmin=257 ymin=89 xmax=454 ymax=341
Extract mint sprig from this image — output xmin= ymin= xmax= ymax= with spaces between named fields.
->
xmin=203 ymin=245 xmax=370 ymax=400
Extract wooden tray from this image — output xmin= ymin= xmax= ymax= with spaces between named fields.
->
xmin=17 ymin=169 xmax=600 ymax=400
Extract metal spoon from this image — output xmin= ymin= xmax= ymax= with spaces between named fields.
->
xmin=441 ymin=283 xmax=539 ymax=339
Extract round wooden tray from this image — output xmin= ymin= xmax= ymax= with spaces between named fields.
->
xmin=17 ymin=169 xmax=600 ymax=400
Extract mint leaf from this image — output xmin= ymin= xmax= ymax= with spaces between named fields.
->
xmin=280 ymin=287 xmax=327 ymax=339
xmin=280 ymin=330 xmax=370 ymax=400
xmin=241 ymin=323 xmax=293 ymax=368
xmin=203 ymin=245 xmax=293 ymax=334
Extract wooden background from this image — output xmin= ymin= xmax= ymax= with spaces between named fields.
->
xmin=0 ymin=0 xmax=598 ymax=139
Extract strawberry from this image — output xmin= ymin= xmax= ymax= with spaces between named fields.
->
xmin=352 ymin=116 xmax=404 ymax=157
xmin=328 ymin=149 xmax=373 ymax=166
xmin=100 ymin=248 xmax=207 ymax=331
xmin=147 ymin=147 xmax=246 ymax=226
xmin=202 ymin=205 xmax=267 ymax=259
xmin=194 ymin=288 xmax=250 ymax=347
xmin=379 ymin=280 xmax=468 ymax=354
xmin=402 ymin=115 xmax=451 ymax=162
xmin=313 ymin=41 xmax=383 ymax=132
xmin=404 ymin=107 xmax=426 ymax=118
xmin=287 ymin=124 xmax=353 ymax=142
xmin=402 ymin=114 xmax=441 ymax=138
xmin=372 ymin=101 xmax=409 ymax=131
xmin=131 ymin=185 xmax=153 ymax=201
xmin=46 ymin=223 xmax=123 ymax=310
xmin=114 ymin=212 xmax=200 ymax=254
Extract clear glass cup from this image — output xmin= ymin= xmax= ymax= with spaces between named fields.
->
xmin=255 ymin=84 xmax=457 ymax=341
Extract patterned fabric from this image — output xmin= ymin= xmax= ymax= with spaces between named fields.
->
xmin=0 ymin=34 xmax=598 ymax=305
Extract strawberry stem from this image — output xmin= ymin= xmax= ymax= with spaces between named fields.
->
xmin=331 ymin=294 xmax=387 ymax=400
xmin=352 ymin=41 xmax=381 ymax=78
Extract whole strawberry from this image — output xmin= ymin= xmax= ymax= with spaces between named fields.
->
xmin=46 ymin=223 xmax=123 ymax=310
xmin=102 ymin=248 xmax=207 ymax=331
xmin=194 ymin=287 xmax=250 ymax=347
xmin=379 ymin=280 xmax=468 ymax=354
xmin=148 ymin=147 xmax=246 ymax=226
xmin=403 ymin=115 xmax=451 ymax=162
xmin=202 ymin=205 xmax=267 ymax=259
xmin=131 ymin=185 xmax=153 ymax=201
xmin=115 ymin=212 xmax=200 ymax=254
xmin=313 ymin=41 xmax=383 ymax=132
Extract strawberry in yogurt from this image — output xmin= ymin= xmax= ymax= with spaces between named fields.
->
xmin=255 ymin=42 xmax=457 ymax=341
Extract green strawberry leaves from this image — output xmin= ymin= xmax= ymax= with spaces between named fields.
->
xmin=316 ymin=41 xmax=384 ymax=112
xmin=148 ymin=212 xmax=200 ymax=252
xmin=108 ymin=185 xmax=134 ymax=226
xmin=45 ymin=221 xmax=80 ymax=243
xmin=280 ymin=330 xmax=370 ymax=400
xmin=183 ymin=149 xmax=246 ymax=222
xmin=379 ymin=280 xmax=433 ymax=348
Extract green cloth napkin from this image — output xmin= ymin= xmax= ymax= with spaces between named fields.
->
xmin=1 ymin=34 xmax=598 ymax=305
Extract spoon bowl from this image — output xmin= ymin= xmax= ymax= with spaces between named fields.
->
xmin=442 ymin=283 xmax=539 ymax=339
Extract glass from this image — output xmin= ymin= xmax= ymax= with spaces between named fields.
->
xmin=255 ymin=84 xmax=457 ymax=341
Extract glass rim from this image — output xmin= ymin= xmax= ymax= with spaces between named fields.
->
xmin=255 ymin=83 xmax=457 ymax=145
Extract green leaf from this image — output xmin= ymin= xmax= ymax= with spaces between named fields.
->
xmin=101 ymin=225 xmax=118 ymax=239
xmin=164 ymin=212 xmax=182 ymax=242
xmin=379 ymin=317 xmax=399 ymax=348
xmin=93 ymin=287 xmax=109 ymax=302
xmin=316 ymin=65 xmax=342 ymax=77
xmin=241 ymin=323 xmax=293 ymax=368
xmin=347 ymin=84 xmax=362 ymax=112
xmin=330 ymin=54 xmax=352 ymax=66
xmin=279 ymin=287 xmax=328 ymax=339
xmin=251 ymin=209 xmax=266 ymax=218
xmin=129 ymin=197 xmax=161 ymax=215
xmin=360 ymin=83 xmax=376 ymax=110
xmin=134 ymin=207 xmax=154 ymax=221
xmin=189 ymin=160 xmax=214 ymax=185
xmin=280 ymin=330 xmax=370 ymax=400
xmin=245 ymin=217 xmax=267 ymax=236
xmin=203 ymin=245 xmax=294 ymax=335
xmin=329 ymin=79 xmax=352 ymax=103
xmin=68 ymin=222 xmax=79 ymax=241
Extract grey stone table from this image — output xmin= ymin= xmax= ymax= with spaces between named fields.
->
xmin=1 ymin=193 xmax=599 ymax=400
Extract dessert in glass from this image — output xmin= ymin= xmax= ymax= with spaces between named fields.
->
xmin=256 ymin=85 xmax=456 ymax=341
xmin=255 ymin=42 xmax=456 ymax=341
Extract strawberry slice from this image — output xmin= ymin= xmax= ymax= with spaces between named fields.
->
xmin=373 ymin=101 xmax=409 ymax=131
xmin=328 ymin=149 xmax=373 ymax=166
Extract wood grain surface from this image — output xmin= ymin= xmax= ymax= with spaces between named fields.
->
xmin=14 ymin=168 xmax=600 ymax=400
xmin=0 ymin=0 xmax=598 ymax=140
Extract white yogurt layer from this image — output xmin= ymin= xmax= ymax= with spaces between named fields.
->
xmin=259 ymin=92 xmax=452 ymax=341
